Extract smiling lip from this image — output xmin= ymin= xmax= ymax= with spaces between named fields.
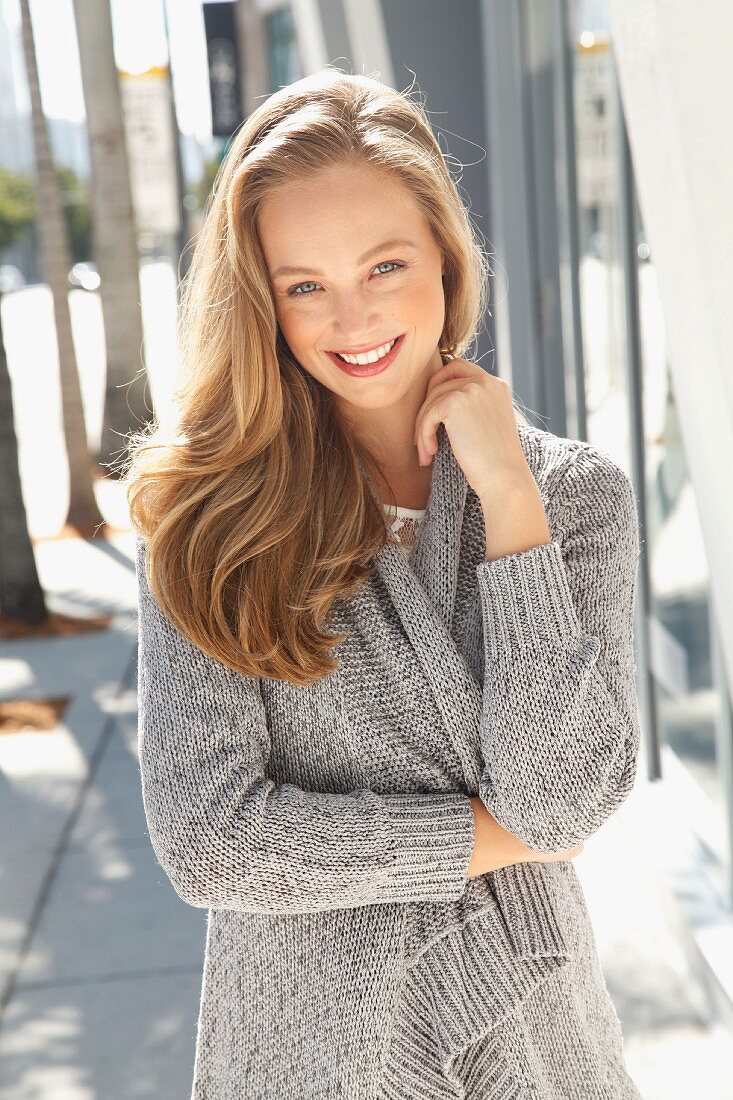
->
xmin=326 ymin=333 xmax=406 ymax=377
xmin=331 ymin=336 xmax=397 ymax=355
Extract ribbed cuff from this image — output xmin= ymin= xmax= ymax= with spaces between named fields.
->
xmin=476 ymin=540 xmax=583 ymax=659
xmin=379 ymin=791 xmax=475 ymax=903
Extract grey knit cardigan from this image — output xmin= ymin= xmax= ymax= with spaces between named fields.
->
xmin=135 ymin=420 xmax=643 ymax=1099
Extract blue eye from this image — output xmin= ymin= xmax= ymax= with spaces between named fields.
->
xmin=286 ymin=260 xmax=405 ymax=298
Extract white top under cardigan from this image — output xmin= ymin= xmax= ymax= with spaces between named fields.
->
xmin=382 ymin=502 xmax=426 ymax=552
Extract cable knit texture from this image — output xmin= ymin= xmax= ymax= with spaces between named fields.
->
xmin=135 ymin=421 xmax=643 ymax=1099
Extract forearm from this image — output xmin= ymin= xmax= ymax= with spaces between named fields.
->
xmin=467 ymin=797 xmax=585 ymax=878
xmin=473 ymin=450 xmax=642 ymax=853
xmin=466 ymin=797 xmax=533 ymax=877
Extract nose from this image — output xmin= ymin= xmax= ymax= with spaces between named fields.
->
xmin=331 ymin=292 xmax=381 ymax=349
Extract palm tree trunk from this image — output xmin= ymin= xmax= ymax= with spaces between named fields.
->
xmin=19 ymin=0 xmax=104 ymax=535
xmin=0 ymin=295 xmax=47 ymax=625
xmin=72 ymin=0 xmax=153 ymax=472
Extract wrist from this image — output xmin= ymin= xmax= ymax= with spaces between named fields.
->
xmin=474 ymin=468 xmax=537 ymax=510
xmin=478 ymin=481 xmax=552 ymax=562
xmin=468 ymin=797 xmax=530 ymax=877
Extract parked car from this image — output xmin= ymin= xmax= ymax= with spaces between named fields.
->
xmin=0 ymin=264 xmax=26 ymax=293
xmin=68 ymin=261 xmax=100 ymax=291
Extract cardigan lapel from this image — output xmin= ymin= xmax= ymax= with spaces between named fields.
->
xmin=408 ymin=422 xmax=466 ymax=631
xmin=366 ymin=423 xmax=464 ymax=626
xmin=359 ymin=423 xmax=576 ymax=967
xmin=363 ymin=424 xmax=485 ymax=774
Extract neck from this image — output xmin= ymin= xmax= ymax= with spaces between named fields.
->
xmin=337 ymin=346 xmax=444 ymax=509
xmin=381 ymin=462 xmax=433 ymax=511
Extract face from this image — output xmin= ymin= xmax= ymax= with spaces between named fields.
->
xmin=258 ymin=162 xmax=446 ymax=440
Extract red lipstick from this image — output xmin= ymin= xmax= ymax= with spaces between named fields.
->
xmin=326 ymin=333 xmax=406 ymax=377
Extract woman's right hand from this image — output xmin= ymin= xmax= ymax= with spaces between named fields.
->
xmin=466 ymin=796 xmax=584 ymax=878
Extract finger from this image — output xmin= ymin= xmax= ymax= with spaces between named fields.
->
xmin=417 ymin=377 xmax=489 ymax=443
xmin=415 ymin=406 xmax=440 ymax=465
xmin=416 ymin=401 xmax=448 ymax=465
xmin=425 ymin=358 xmax=481 ymax=394
xmin=415 ymin=379 xmax=470 ymax=461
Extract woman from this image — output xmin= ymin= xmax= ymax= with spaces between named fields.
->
xmin=125 ymin=68 xmax=643 ymax=1098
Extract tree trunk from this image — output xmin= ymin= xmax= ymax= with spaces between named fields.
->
xmin=19 ymin=0 xmax=104 ymax=535
xmin=72 ymin=0 xmax=153 ymax=474
xmin=0 ymin=295 xmax=47 ymax=625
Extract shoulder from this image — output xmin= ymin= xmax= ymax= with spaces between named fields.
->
xmin=515 ymin=422 xmax=638 ymax=545
xmin=517 ymin=421 xmax=635 ymax=500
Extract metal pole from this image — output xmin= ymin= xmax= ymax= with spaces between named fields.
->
xmin=614 ymin=56 xmax=660 ymax=781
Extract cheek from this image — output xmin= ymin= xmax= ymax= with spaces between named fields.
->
xmin=404 ymin=281 xmax=444 ymax=332
xmin=276 ymin=309 xmax=329 ymax=381
xmin=277 ymin=306 xmax=314 ymax=348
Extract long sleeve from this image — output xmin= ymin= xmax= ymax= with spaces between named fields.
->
xmin=475 ymin=445 xmax=642 ymax=854
xmin=134 ymin=535 xmax=476 ymax=915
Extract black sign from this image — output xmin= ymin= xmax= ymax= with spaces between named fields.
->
xmin=203 ymin=2 xmax=244 ymax=138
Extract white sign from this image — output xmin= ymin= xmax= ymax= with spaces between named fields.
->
xmin=574 ymin=38 xmax=617 ymax=208
xmin=119 ymin=66 xmax=180 ymax=236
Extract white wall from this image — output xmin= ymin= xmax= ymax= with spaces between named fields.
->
xmin=609 ymin=0 xmax=733 ymax=692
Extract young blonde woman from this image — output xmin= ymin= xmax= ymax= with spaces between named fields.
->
xmin=125 ymin=68 xmax=643 ymax=1099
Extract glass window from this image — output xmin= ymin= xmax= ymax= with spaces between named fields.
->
xmin=568 ymin=0 xmax=631 ymax=473
xmin=266 ymin=7 xmax=301 ymax=93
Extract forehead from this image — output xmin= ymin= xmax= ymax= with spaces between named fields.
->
xmin=258 ymin=164 xmax=428 ymax=264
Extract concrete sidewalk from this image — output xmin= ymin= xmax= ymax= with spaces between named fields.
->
xmin=0 ymin=533 xmax=730 ymax=1098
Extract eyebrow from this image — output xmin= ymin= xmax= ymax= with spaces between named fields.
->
xmin=271 ymin=238 xmax=419 ymax=279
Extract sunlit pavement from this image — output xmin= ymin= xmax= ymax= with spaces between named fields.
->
xmin=0 ymin=532 xmax=205 ymax=1099
xmin=579 ymin=799 xmax=733 ymax=1099
xmin=0 ymin=273 xmax=731 ymax=1097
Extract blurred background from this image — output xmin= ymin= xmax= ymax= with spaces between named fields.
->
xmin=1 ymin=0 xmax=732 ymax=1096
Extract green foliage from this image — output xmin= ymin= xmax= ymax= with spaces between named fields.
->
xmin=56 ymin=165 xmax=91 ymax=262
xmin=0 ymin=164 xmax=91 ymax=262
xmin=0 ymin=167 xmax=36 ymax=251
xmin=194 ymin=153 xmax=226 ymax=215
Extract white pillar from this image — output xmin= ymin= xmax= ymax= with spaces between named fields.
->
xmin=609 ymin=0 xmax=733 ymax=691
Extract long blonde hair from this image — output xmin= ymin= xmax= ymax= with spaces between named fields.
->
xmin=123 ymin=67 xmax=531 ymax=686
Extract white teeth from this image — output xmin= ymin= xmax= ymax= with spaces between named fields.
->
xmin=335 ymin=337 xmax=397 ymax=366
